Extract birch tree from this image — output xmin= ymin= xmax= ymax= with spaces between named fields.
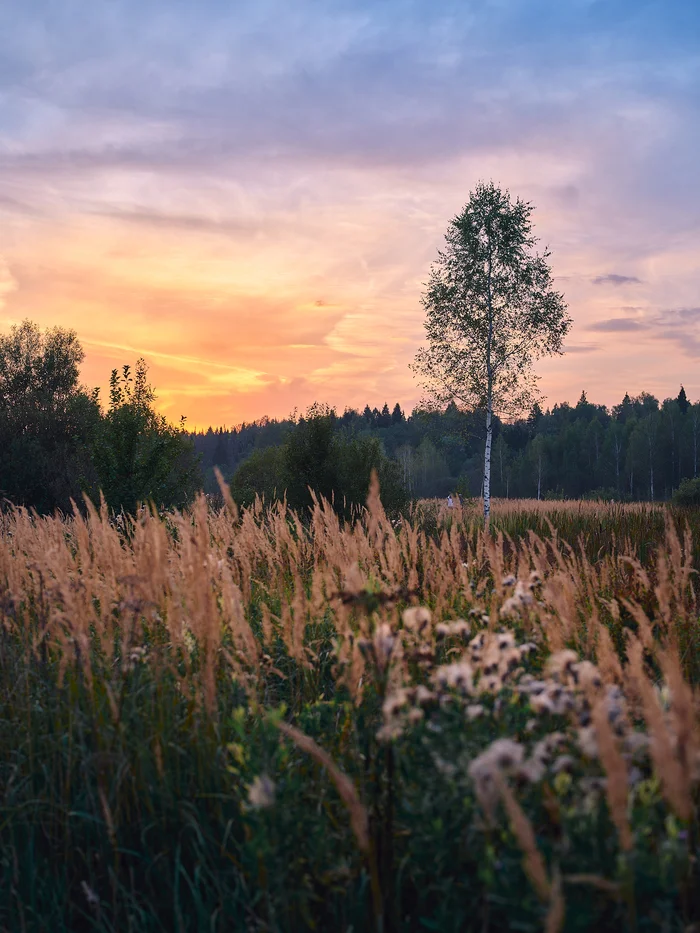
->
xmin=412 ymin=181 xmax=571 ymax=525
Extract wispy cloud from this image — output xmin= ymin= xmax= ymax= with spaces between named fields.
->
xmin=563 ymin=343 xmax=601 ymax=354
xmin=591 ymin=274 xmax=642 ymax=287
xmin=0 ymin=0 xmax=698 ymax=422
xmin=588 ymin=318 xmax=648 ymax=332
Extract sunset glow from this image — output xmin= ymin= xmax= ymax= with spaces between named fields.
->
xmin=1 ymin=0 xmax=699 ymax=427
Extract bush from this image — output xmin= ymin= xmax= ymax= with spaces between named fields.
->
xmin=673 ymin=476 xmax=700 ymax=506
xmin=228 ymin=404 xmax=408 ymax=517
xmin=229 ymin=445 xmax=288 ymax=507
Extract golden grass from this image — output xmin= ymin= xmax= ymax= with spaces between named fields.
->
xmin=2 ymin=489 xmax=700 ymax=922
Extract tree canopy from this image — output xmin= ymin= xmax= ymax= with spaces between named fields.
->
xmin=412 ymin=181 xmax=571 ymax=523
xmin=0 ymin=321 xmax=201 ymax=515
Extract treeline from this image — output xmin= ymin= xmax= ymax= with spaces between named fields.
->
xmin=6 ymin=320 xmax=700 ymax=515
xmin=195 ymin=387 xmax=700 ymax=503
xmin=0 ymin=322 xmax=199 ymax=515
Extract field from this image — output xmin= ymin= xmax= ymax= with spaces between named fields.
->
xmin=1 ymin=488 xmax=700 ymax=932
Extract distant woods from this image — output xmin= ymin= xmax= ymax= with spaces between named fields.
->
xmin=196 ymin=388 xmax=700 ymax=506
xmin=3 ymin=320 xmax=700 ymax=516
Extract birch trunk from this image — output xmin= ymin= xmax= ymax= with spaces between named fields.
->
xmin=484 ymin=401 xmax=492 ymax=526
xmin=483 ymin=253 xmax=494 ymax=528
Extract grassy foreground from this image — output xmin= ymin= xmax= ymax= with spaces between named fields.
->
xmin=1 ymin=490 xmax=700 ymax=932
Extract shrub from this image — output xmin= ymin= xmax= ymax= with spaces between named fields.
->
xmin=673 ymin=476 xmax=700 ymax=506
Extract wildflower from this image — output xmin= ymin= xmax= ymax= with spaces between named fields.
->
xmin=547 ymin=650 xmax=578 ymax=683
xmin=514 ymin=580 xmax=533 ymax=605
xmin=577 ymin=726 xmax=598 ymax=758
xmin=247 ymin=774 xmax=276 ymax=810
xmin=469 ymin=632 xmax=486 ymax=651
xmin=377 ymin=721 xmax=404 ymax=743
xmin=433 ymin=660 xmax=474 ymax=694
xmin=519 ymin=758 xmax=546 ymax=782
xmin=466 ymin=703 xmax=485 ymax=720
xmin=435 ymin=619 xmax=470 ymax=640
xmin=571 ymin=660 xmax=601 ymax=690
xmin=402 ymin=606 xmax=432 ymax=633
xmin=499 ymin=597 xmax=521 ymax=619
xmin=624 ymin=731 xmax=649 ymax=759
xmin=432 ymin=753 xmax=456 ymax=777
xmin=552 ymin=755 xmax=575 ymax=775
xmin=374 ymin=623 xmax=396 ymax=668
xmin=497 ymin=631 xmax=516 ymax=651
xmin=81 ymin=881 xmax=99 ymax=910
xmin=530 ymin=692 xmax=554 ymax=714
xmin=469 ymin=739 xmax=524 ymax=812
xmin=531 ymin=732 xmax=567 ymax=765
xmin=477 ymin=738 xmax=524 ymax=772
xmin=480 ymin=674 xmax=504 ymax=694
xmin=382 ymin=690 xmax=409 ymax=720
xmin=413 ymin=684 xmax=436 ymax=706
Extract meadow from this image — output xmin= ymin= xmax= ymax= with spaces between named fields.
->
xmin=1 ymin=486 xmax=700 ymax=932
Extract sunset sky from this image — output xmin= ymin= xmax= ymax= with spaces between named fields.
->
xmin=1 ymin=0 xmax=698 ymax=428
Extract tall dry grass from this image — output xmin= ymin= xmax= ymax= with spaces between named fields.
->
xmin=1 ymin=488 xmax=700 ymax=930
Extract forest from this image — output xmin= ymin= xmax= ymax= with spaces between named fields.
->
xmin=193 ymin=386 xmax=699 ymax=505
xmin=4 ymin=316 xmax=700 ymax=520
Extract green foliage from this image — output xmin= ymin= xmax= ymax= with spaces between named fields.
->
xmin=673 ymin=476 xmax=700 ymax=507
xmin=0 ymin=320 xmax=100 ymax=512
xmin=412 ymin=181 xmax=572 ymax=523
xmin=228 ymin=403 xmax=408 ymax=517
xmin=334 ymin=434 xmax=408 ymax=516
xmin=91 ymin=359 xmax=201 ymax=513
xmin=283 ymin=403 xmax=338 ymax=508
xmin=194 ymin=387 xmax=700 ymax=504
xmin=413 ymin=180 xmax=571 ymax=417
xmin=229 ymin=444 xmax=287 ymax=507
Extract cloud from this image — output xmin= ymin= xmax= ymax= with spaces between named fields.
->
xmin=89 ymin=207 xmax=271 ymax=238
xmin=654 ymin=306 xmax=700 ymax=326
xmin=0 ymin=0 xmax=699 ymax=422
xmin=563 ymin=343 xmax=600 ymax=353
xmin=0 ymin=257 xmax=17 ymax=309
xmin=591 ymin=274 xmax=642 ymax=287
xmin=588 ymin=318 xmax=648 ymax=332
xmin=0 ymin=193 xmax=41 ymax=215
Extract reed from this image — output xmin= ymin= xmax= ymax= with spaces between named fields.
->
xmin=1 ymin=493 xmax=700 ymax=931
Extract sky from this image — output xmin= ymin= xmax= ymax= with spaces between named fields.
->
xmin=0 ymin=0 xmax=699 ymax=428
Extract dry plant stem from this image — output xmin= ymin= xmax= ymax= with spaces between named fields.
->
xmin=563 ymin=874 xmax=622 ymax=896
xmin=591 ymin=696 xmax=633 ymax=851
xmin=628 ymin=639 xmax=693 ymax=821
xmin=495 ymin=773 xmax=550 ymax=902
xmin=276 ymin=721 xmax=384 ymax=932
xmin=544 ymin=868 xmax=565 ymax=933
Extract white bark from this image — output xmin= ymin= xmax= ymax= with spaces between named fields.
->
xmin=483 ymin=253 xmax=494 ymax=527
xmin=614 ymin=435 xmax=621 ymax=491
xmin=484 ymin=402 xmax=493 ymax=525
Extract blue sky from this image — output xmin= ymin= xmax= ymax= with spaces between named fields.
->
xmin=0 ymin=0 xmax=698 ymax=424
